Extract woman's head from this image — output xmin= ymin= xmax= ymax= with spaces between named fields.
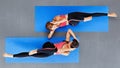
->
xmin=70 ymin=39 xmax=79 ymax=48
xmin=46 ymin=22 xmax=54 ymax=31
xmin=46 ymin=21 xmax=58 ymax=31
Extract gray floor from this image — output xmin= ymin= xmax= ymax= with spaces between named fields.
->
xmin=0 ymin=0 xmax=120 ymax=68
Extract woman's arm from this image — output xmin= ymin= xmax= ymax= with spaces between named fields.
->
xmin=65 ymin=29 xmax=77 ymax=41
xmin=48 ymin=30 xmax=55 ymax=39
xmin=61 ymin=51 xmax=70 ymax=56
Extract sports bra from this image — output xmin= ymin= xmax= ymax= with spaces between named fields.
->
xmin=59 ymin=21 xmax=67 ymax=27
xmin=54 ymin=42 xmax=66 ymax=54
xmin=58 ymin=15 xmax=68 ymax=27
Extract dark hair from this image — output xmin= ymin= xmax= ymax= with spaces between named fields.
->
xmin=70 ymin=39 xmax=79 ymax=48
xmin=46 ymin=22 xmax=54 ymax=31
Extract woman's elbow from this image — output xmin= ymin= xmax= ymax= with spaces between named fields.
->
xmin=63 ymin=53 xmax=69 ymax=56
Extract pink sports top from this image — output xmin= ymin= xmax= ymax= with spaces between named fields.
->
xmin=59 ymin=15 xmax=68 ymax=27
xmin=59 ymin=21 xmax=67 ymax=27
xmin=54 ymin=41 xmax=66 ymax=54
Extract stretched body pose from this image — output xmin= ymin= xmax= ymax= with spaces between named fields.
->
xmin=3 ymin=29 xmax=79 ymax=58
xmin=46 ymin=12 xmax=117 ymax=38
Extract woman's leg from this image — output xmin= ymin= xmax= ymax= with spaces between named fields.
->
xmin=3 ymin=52 xmax=52 ymax=58
xmin=3 ymin=51 xmax=53 ymax=58
xmin=68 ymin=12 xmax=95 ymax=23
xmin=68 ymin=12 xmax=117 ymax=23
xmin=3 ymin=47 xmax=57 ymax=58
xmin=68 ymin=12 xmax=117 ymax=21
xmin=108 ymin=12 xmax=117 ymax=17
xmin=30 ymin=41 xmax=57 ymax=58
xmin=68 ymin=12 xmax=88 ymax=20
xmin=83 ymin=12 xmax=117 ymax=18
xmin=3 ymin=53 xmax=14 ymax=58
xmin=83 ymin=13 xmax=107 ymax=22
xmin=90 ymin=12 xmax=117 ymax=17
xmin=42 ymin=42 xmax=55 ymax=48
xmin=83 ymin=12 xmax=117 ymax=22
xmin=31 ymin=52 xmax=52 ymax=58
xmin=31 ymin=49 xmax=56 ymax=58
xmin=3 ymin=52 xmax=29 ymax=58
xmin=13 ymin=52 xmax=29 ymax=57
xmin=89 ymin=13 xmax=107 ymax=17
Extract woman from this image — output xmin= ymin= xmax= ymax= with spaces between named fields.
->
xmin=46 ymin=12 xmax=117 ymax=38
xmin=3 ymin=29 xmax=79 ymax=58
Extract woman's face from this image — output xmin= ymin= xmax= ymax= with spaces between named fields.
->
xmin=64 ymin=42 xmax=76 ymax=51
xmin=49 ymin=22 xmax=58 ymax=31
xmin=50 ymin=24 xmax=57 ymax=31
xmin=69 ymin=42 xmax=76 ymax=51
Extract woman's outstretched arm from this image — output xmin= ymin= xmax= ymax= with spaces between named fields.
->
xmin=48 ymin=30 xmax=55 ymax=39
xmin=65 ymin=29 xmax=77 ymax=42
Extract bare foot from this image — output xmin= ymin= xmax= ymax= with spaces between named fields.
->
xmin=84 ymin=16 xmax=92 ymax=22
xmin=3 ymin=53 xmax=13 ymax=58
xmin=108 ymin=12 xmax=117 ymax=17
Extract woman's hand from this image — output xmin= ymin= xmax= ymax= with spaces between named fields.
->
xmin=48 ymin=30 xmax=55 ymax=39
xmin=61 ymin=51 xmax=70 ymax=56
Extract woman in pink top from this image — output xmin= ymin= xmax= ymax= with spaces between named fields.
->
xmin=3 ymin=29 xmax=79 ymax=58
xmin=46 ymin=12 xmax=117 ymax=39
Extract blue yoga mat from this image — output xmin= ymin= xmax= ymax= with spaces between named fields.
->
xmin=35 ymin=6 xmax=108 ymax=32
xmin=5 ymin=37 xmax=79 ymax=63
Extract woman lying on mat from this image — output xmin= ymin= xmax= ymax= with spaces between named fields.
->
xmin=3 ymin=29 xmax=79 ymax=58
xmin=46 ymin=12 xmax=117 ymax=38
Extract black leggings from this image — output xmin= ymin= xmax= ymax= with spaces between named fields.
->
xmin=13 ymin=49 xmax=57 ymax=58
xmin=13 ymin=42 xmax=57 ymax=58
xmin=68 ymin=12 xmax=107 ymax=20
xmin=68 ymin=12 xmax=107 ymax=26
